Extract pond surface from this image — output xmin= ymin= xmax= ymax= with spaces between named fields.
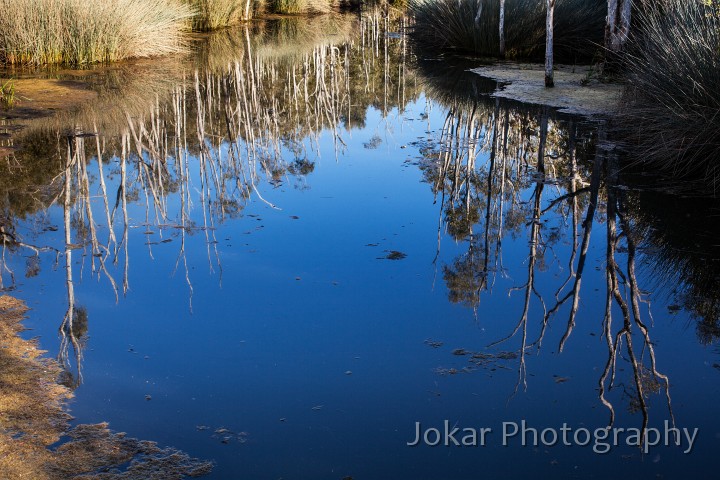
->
xmin=2 ymin=13 xmax=720 ymax=479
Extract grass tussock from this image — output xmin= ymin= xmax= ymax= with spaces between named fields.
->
xmin=620 ymin=1 xmax=720 ymax=184
xmin=408 ymin=0 xmax=604 ymax=61
xmin=188 ymin=0 xmax=251 ymax=31
xmin=0 ymin=0 xmax=194 ymax=65
xmin=268 ymin=0 xmax=337 ymax=15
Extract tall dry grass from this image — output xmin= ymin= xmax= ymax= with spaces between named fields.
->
xmin=0 ymin=0 xmax=194 ymax=65
xmin=188 ymin=0 xmax=252 ymax=31
xmin=268 ymin=0 xmax=337 ymax=14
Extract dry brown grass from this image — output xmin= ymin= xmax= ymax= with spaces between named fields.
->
xmin=0 ymin=0 xmax=194 ymax=65
xmin=0 ymin=295 xmax=213 ymax=479
xmin=268 ymin=0 xmax=337 ymax=14
xmin=188 ymin=0 xmax=251 ymax=31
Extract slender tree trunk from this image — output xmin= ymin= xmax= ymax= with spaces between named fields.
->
xmin=545 ymin=0 xmax=555 ymax=87
xmin=475 ymin=3 xmax=483 ymax=28
xmin=499 ymin=0 xmax=506 ymax=58
xmin=605 ymin=0 xmax=632 ymax=52
xmin=245 ymin=0 xmax=252 ymax=21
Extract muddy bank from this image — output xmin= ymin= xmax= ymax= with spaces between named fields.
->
xmin=1 ymin=76 xmax=98 ymax=157
xmin=0 ymin=295 xmax=213 ymax=479
xmin=471 ymin=62 xmax=623 ymax=117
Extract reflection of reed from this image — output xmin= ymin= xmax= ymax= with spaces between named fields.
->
xmin=1 ymin=14 xmax=419 ymax=386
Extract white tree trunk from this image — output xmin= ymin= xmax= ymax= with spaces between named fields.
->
xmin=499 ymin=0 xmax=506 ymax=57
xmin=606 ymin=0 xmax=632 ymax=52
xmin=545 ymin=0 xmax=555 ymax=87
xmin=475 ymin=3 xmax=483 ymax=28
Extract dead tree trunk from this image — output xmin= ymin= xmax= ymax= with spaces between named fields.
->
xmin=545 ymin=0 xmax=555 ymax=87
xmin=244 ymin=0 xmax=252 ymax=20
xmin=605 ymin=0 xmax=632 ymax=52
xmin=499 ymin=0 xmax=506 ymax=57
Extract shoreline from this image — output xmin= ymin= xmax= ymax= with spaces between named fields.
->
xmin=471 ymin=62 xmax=623 ymax=117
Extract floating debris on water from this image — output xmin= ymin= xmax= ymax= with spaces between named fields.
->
xmin=434 ymin=348 xmax=526 ymax=376
xmin=379 ymin=250 xmax=407 ymax=260
xmin=197 ymin=427 xmax=249 ymax=445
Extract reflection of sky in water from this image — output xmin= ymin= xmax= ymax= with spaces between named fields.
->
xmin=5 ymin=25 xmax=720 ymax=480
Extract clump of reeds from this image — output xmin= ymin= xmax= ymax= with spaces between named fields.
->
xmin=408 ymin=0 xmax=604 ymax=62
xmin=0 ymin=0 xmax=194 ymax=65
xmin=268 ymin=0 xmax=337 ymax=15
xmin=188 ymin=0 xmax=251 ymax=31
xmin=619 ymin=0 xmax=720 ymax=184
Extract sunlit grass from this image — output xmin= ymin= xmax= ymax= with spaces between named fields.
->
xmin=268 ymin=0 xmax=336 ymax=14
xmin=0 ymin=0 xmax=194 ymax=65
xmin=188 ymin=0 xmax=251 ymax=31
xmin=0 ymin=79 xmax=15 ymax=109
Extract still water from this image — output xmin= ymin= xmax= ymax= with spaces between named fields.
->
xmin=2 ymin=13 xmax=720 ymax=480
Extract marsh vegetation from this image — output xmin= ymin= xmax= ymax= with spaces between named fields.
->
xmin=407 ymin=0 xmax=720 ymax=186
xmin=0 ymin=0 xmax=194 ymax=65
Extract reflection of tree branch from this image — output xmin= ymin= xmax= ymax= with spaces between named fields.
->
xmin=554 ymin=121 xmax=579 ymax=299
xmin=594 ymin=152 xmax=675 ymax=447
xmin=58 ymin=137 xmax=83 ymax=388
xmin=489 ymin=109 xmax=549 ymax=394
xmin=540 ymin=186 xmax=590 ymax=216
xmin=556 ymin=134 xmax=604 ymax=353
xmin=483 ymin=99 xmax=500 ymax=293
xmin=617 ymin=189 xmax=675 ymax=433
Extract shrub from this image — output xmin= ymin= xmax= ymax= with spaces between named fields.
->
xmin=408 ymin=0 xmax=604 ymax=62
xmin=0 ymin=0 xmax=194 ymax=65
xmin=619 ymin=1 xmax=720 ymax=184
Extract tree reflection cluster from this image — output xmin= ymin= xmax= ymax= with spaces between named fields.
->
xmin=414 ymin=61 xmax=720 ymax=441
xmin=0 ymin=11 xmax=718 ymax=454
xmin=0 ymin=11 xmax=417 ymax=385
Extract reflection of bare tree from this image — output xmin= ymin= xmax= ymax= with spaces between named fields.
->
xmin=492 ymin=107 xmax=550 ymax=395
xmin=58 ymin=134 xmax=84 ymax=388
xmin=1 ymin=14 xmax=419 ymax=386
xmin=595 ymin=150 xmax=674 ymax=444
xmin=421 ymin=85 xmax=550 ymax=312
xmin=418 ymin=62 xmax=675 ymax=440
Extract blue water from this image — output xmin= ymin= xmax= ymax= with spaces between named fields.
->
xmin=4 ymin=16 xmax=720 ymax=480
